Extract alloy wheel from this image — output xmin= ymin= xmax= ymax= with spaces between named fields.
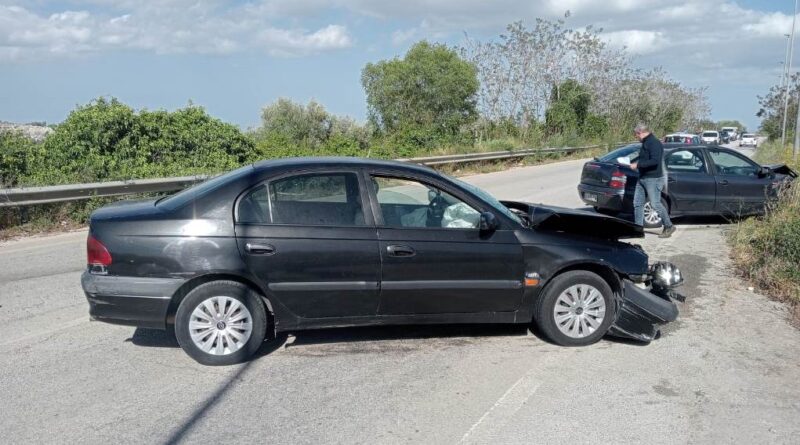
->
xmin=189 ymin=296 xmax=253 ymax=355
xmin=553 ymin=284 xmax=607 ymax=339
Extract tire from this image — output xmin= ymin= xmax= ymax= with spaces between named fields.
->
xmin=643 ymin=197 xmax=669 ymax=229
xmin=534 ymin=270 xmax=616 ymax=346
xmin=175 ymin=281 xmax=268 ymax=366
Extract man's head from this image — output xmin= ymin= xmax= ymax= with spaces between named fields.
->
xmin=634 ymin=123 xmax=651 ymax=142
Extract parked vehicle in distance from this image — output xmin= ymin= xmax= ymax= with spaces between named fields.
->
xmin=664 ymin=133 xmax=701 ymax=145
xmin=740 ymin=133 xmax=758 ymax=147
xmin=720 ymin=131 xmax=731 ymax=144
xmin=701 ymin=131 xmax=720 ymax=144
xmin=82 ymin=157 xmax=685 ymax=365
xmin=578 ymin=144 xmax=797 ymax=228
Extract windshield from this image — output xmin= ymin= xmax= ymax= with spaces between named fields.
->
xmin=598 ymin=144 xmax=640 ymax=162
xmin=157 ymin=165 xmax=253 ymax=210
xmin=449 ymin=176 xmax=523 ymax=226
xmin=703 ymin=132 xmax=717 ymax=137
xmin=743 ymin=133 xmax=755 ymax=138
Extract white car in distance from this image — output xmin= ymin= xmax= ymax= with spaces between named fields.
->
xmin=739 ymin=133 xmax=758 ymax=147
xmin=701 ymin=131 xmax=720 ymax=145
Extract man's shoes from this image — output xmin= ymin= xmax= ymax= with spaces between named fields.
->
xmin=659 ymin=225 xmax=676 ymax=238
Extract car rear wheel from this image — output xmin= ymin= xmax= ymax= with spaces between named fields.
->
xmin=534 ymin=270 xmax=615 ymax=346
xmin=175 ymin=281 xmax=267 ymax=366
xmin=643 ymin=198 xmax=669 ymax=229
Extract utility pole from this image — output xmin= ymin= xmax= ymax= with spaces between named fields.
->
xmin=782 ymin=5 xmax=798 ymax=148
xmin=793 ymin=0 xmax=800 ymax=160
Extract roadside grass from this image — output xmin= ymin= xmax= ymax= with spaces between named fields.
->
xmin=728 ymin=140 xmax=800 ymax=324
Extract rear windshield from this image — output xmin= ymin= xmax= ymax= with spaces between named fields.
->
xmin=598 ymin=144 xmax=640 ymax=162
xmin=157 ymin=165 xmax=253 ymax=210
xmin=743 ymin=133 xmax=755 ymax=138
xmin=703 ymin=132 xmax=718 ymax=137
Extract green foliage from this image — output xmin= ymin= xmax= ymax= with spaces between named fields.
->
xmin=361 ymin=41 xmax=479 ymax=143
xmin=253 ymin=98 xmax=370 ymax=156
xmin=0 ymin=131 xmax=42 ymax=187
xmin=729 ymin=142 xmax=800 ymax=312
xmin=21 ymin=97 xmax=254 ymax=186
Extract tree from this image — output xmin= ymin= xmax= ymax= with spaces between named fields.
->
xmin=361 ymin=41 xmax=479 ymax=143
xmin=27 ymin=97 xmax=255 ymax=185
xmin=756 ymin=72 xmax=800 ymax=141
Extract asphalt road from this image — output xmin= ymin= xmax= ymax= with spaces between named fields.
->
xmin=1 ymin=143 xmax=798 ymax=444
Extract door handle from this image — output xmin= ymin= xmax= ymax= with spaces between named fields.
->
xmin=719 ymin=180 xmax=729 ymax=186
xmin=386 ymin=245 xmax=415 ymax=257
xmin=245 ymin=243 xmax=276 ymax=255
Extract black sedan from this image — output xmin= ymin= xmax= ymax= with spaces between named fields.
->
xmin=578 ymin=144 xmax=797 ymax=228
xmin=83 ymin=157 xmax=684 ymax=365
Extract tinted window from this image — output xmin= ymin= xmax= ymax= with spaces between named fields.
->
xmin=238 ymin=173 xmax=366 ymax=226
xmin=666 ymin=150 xmax=707 ymax=173
xmin=371 ymin=176 xmax=480 ymax=229
xmin=709 ymin=151 xmax=758 ymax=176
xmin=157 ymin=165 xmax=253 ymax=210
xmin=598 ymin=144 xmax=640 ymax=162
xmin=703 ymin=132 xmax=718 ymax=137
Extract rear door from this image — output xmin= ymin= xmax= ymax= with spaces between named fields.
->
xmin=234 ymin=169 xmax=381 ymax=319
xmin=366 ymin=172 xmax=525 ymax=315
xmin=664 ymin=148 xmax=715 ymax=213
xmin=707 ymin=149 xmax=772 ymax=215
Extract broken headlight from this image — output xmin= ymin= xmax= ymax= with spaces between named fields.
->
xmin=650 ymin=261 xmax=684 ymax=288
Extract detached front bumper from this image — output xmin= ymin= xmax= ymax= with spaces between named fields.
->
xmin=608 ymin=262 xmax=684 ymax=342
xmin=608 ymin=280 xmax=679 ymax=342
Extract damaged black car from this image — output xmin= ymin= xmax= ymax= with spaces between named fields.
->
xmin=82 ymin=158 xmax=684 ymax=365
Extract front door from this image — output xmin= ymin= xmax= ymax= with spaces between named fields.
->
xmin=366 ymin=173 xmax=525 ymax=315
xmin=234 ymin=170 xmax=381 ymax=319
xmin=664 ymin=148 xmax=716 ymax=213
xmin=707 ymin=149 xmax=772 ymax=215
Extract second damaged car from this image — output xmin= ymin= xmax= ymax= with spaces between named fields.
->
xmin=82 ymin=158 xmax=685 ymax=365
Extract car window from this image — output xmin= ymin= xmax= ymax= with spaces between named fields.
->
xmin=158 ymin=165 xmax=253 ymax=210
xmin=598 ymin=144 xmax=640 ymax=162
xmin=702 ymin=132 xmax=717 ymax=137
xmin=666 ymin=150 xmax=707 ymax=173
xmin=371 ymin=176 xmax=481 ymax=229
xmin=709 ymin=151 xmax=758 ymax=177
xmin=238 ymin=172 xmax=367 ymax=226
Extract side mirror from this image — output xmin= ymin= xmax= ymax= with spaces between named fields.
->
xmin=758 ymin=166 xmax=772 ymax=178
xmin=479 ymin=212 xmax=499 ymax=232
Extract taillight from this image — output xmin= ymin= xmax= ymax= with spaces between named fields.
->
xmin=87 ymin=235 xmax=112 ymax=269
xmin=609 ymin=170 xmax=627 ymax=189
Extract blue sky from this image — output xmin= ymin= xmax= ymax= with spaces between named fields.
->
xmin=1 ymin=1 xmax=799 ymax=131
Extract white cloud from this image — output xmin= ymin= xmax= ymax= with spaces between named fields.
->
xmin=258 ymin=25 xmax=353 ymax=56
xmin=603 ymin=30 xmax=668 ymax=55
xmin=0 ymin=2 xmax=354 ymax=61
xmin=743 ymin=12 xmax=799 ymax=37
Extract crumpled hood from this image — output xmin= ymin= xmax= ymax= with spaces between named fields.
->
xmin=764 ymin=163 xmax=798 ymax=179
xmin=502 ymin=201 xmax=644 ymax=240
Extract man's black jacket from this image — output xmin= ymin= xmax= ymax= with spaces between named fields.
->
xmin=638 ymin=133 xmax=664 ymax=179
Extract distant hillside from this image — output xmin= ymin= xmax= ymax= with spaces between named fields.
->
xmin=0 ymin=122 xmax=53 ymax=142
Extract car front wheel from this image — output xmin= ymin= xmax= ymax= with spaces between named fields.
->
xmin=175 ymin=281 xmax=268 ymax=366
xmin=534 ymin=270 xmax=616 ymax=346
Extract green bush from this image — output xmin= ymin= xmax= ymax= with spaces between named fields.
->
xmin=729 ymin=143 xmax=800 ymax=316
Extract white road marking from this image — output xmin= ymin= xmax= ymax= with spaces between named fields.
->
xmin=459 ymin=352 xmax=565 ymax=444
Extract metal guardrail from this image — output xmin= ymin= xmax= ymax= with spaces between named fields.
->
xmin=0 ymin=143 xmax=627 ymax=207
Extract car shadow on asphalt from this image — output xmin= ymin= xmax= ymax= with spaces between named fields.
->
xmin=128 ymin=323 xmax=539 ymax=355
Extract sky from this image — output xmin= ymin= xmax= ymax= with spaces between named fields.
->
xmin=1 ymin=1 xmax=799 ymax=132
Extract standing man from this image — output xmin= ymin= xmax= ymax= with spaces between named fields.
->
xmin=631 ymin=123 xmax=675 ymax=238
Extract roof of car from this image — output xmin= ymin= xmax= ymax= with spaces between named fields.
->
xmin=252 ymin=156 xmax=439 ymax=175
